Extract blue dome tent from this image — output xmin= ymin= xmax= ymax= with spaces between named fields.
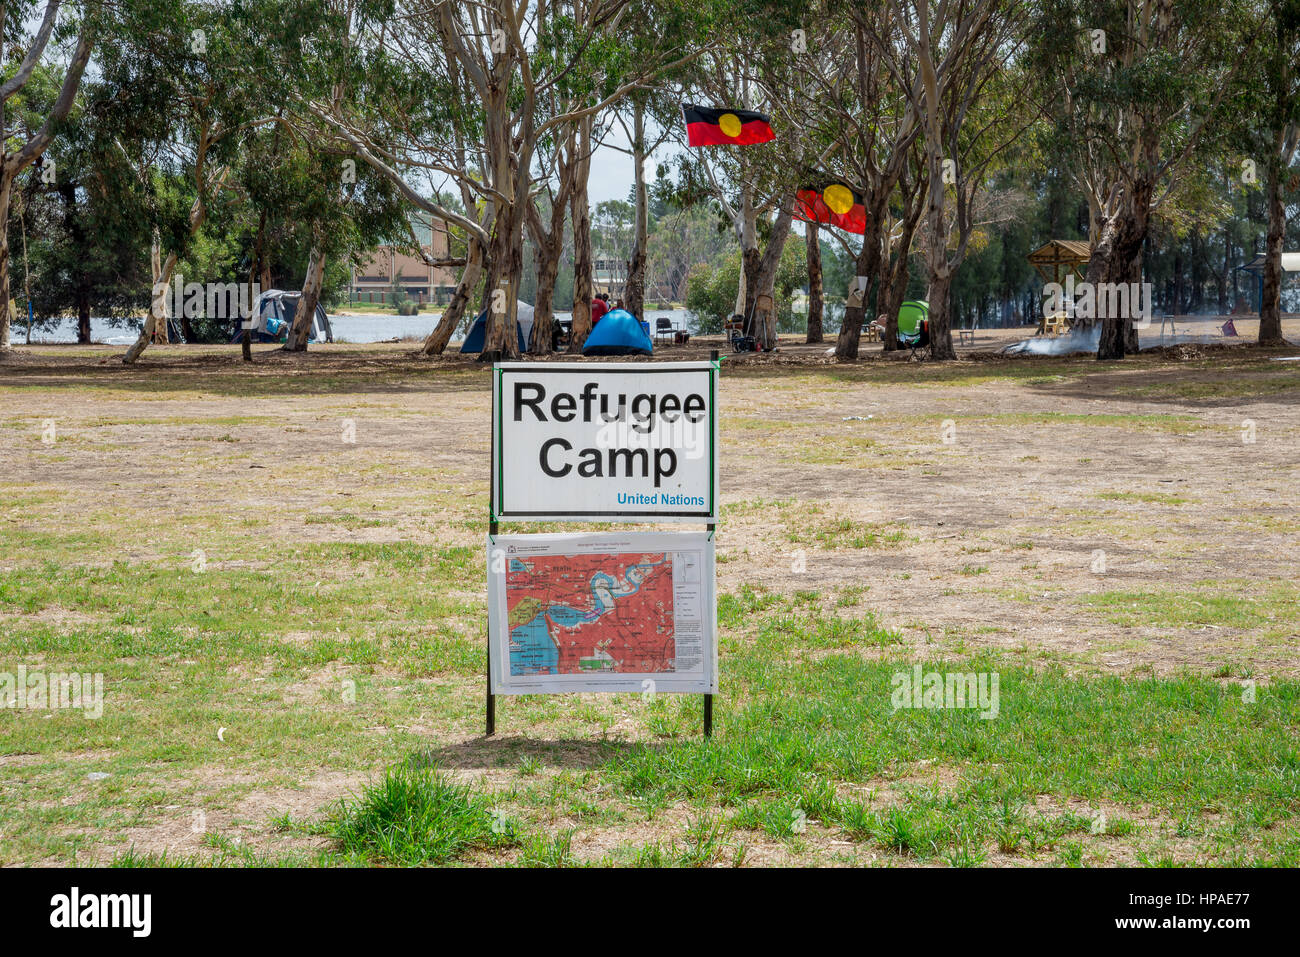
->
xmin=581 ymin=308 xmax=653 ymax=356
xmin=459 ymin=301 xmax=534 ymax=353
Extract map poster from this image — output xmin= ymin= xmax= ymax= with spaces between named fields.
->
xmin=487 ymin=531 xmax=717 ymax=695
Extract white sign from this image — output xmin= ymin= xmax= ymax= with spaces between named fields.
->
xmin=491 ymin=361 xmax=718 ymax=522
xmin=487 ymin=531 xmax=717 ymax=695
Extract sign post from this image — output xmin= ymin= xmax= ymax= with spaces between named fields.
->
xmin=486 ymin=355 xmax=720 ymax=736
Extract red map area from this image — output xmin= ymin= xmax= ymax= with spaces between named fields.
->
xmin=505 ymin=552 xmax=675 ymax=675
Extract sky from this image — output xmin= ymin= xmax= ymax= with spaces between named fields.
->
xmin=585 ymin=118 xmax=679 ymax=207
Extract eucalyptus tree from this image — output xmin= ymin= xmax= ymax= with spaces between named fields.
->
xmin=256 ymin=2 xmax=412 ymax=352
xmin=525 ymin=65 xmax=576 ymax=355
xmin=1027 ymin=0 xmax=1254 ymax=359
xmin=118 ymin=1 xmax=270 ymax=363
xmin=609 ymin=89 xmax=677 ymax=323
xmin=877 ymin=0 xmax=1031 ymax=359
xmin=603 ymin=0 xmax=699 ymax=323
xmin=675 ymin=0 xmax=823 ymax=350
xmin=18 ymin=77 xmax=155 ymax=342
xmin=643 ymin=199 xmax=729 ymax=302
xmin=876 ymin=142 xmax=928 ymax=350
xmin=308 ymin=0 xmax=699 ymax=357
xmin=0 ymin=0 xmax=95 ymax=352
xmin=553 ymin=0 xmax=705 ymax=352
xmin=774 ymin=2 xmax=925 ymax=359
xmin=1248 ymin=0 xmax=1300 ymax=345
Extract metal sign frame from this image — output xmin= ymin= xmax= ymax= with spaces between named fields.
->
xmin=486 ymin=352 xmax=720 ymax=738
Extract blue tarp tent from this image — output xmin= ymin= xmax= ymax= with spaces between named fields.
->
xmin=582 ymin=308 xmax=652 ymax=356
xmin=459 ymin=300 xmax=534 ymax=353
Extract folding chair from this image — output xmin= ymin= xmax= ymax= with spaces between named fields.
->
xmin=897 ymin=300 xmax=931 ymax=357
xmin=731 ymin=293 xmax=772 ymax=352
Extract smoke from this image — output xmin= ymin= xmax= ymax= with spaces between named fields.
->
xmin=1001 ymin=314 xmax=1254 ymax=356
xmin=1001 ymin=325 xmax=1100 ymax=356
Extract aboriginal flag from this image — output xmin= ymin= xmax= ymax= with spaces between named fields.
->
xmin=794 ymin=176 xmax=868 ymax=234
xmin=682 ymin=104 xmax=775 ymax=146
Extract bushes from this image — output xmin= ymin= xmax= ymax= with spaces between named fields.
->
xmin=684 ymin=238 xmax=810 ymax=335
xmin=388 ymin=273 xmax=424 ymax=316
xmin=684 ymin=259 xmax=740 ymax=334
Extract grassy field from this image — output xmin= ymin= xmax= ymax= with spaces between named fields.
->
xmin=2 ymin=338 xmax=1299 ymax=867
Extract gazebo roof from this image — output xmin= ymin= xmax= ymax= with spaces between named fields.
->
xmin=1238 ymin=252 xmax=1300 ymax=276
xmin=1027 ymin=239 xmax=1091 ymax=265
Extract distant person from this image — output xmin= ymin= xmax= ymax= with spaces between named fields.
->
xmin=614 ymin=298 xmax=625 ymax=312
xmin=590 ymin=295 xmax=608 ymax=325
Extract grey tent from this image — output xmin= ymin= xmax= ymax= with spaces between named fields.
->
xmin=231 ymin=290 xmax=333 ymax=344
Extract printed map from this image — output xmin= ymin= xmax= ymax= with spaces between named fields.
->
xmin=505 ymin=552 xmax=675 ymax=676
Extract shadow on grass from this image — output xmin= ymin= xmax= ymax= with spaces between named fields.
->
xmin=4 ymin=339 xmax=1297 ymax=405
xmin=409 ymin=735 xmax=658 ymax=772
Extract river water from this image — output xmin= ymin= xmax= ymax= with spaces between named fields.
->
xmin=17 ymin=308 xmax=697 ymax=345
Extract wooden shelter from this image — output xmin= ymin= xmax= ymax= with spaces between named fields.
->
xmin=1028 ymin=240 xmax=1091 ymax=336
xmin=1028 ymin=239 xmax=1091 ymax=285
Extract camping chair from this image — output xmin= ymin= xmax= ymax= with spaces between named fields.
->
xmin=654 ymin=316 xmax=674 ymax=344
xmin=1042 ymin=313 xmax=1070 ymax=337
xmin=897 ymin=300 xmax=931 ymax=357
xmin=731 ymin=293 xmax=772 ymax=353
xmin=727 ymin=314 xmax=753 ymax=352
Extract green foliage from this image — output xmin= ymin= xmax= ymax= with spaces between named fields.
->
xmin=684 ymin=257 xmax=740 ymax=333
xmin=684 ymin=234 xmax=809 ymax=333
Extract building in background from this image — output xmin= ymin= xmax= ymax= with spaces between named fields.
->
xmin=591 ymin=250 xmax=673 ymax=303
xmin=350 ymin=214 xmax=459 ymax=304
xmin=593 ymin=252 xmax=625 ymax=298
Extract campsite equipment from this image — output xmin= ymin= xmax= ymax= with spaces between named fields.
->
xmin=655 ymin=317 xmax=674 ymax=344
xmin=230 ymin=290 xmax=332 ymax=344
xmin=460 ymin=300 xmax=535 ymax=354
xmin=581 ymin=308 xmax=653 ymax=356
xmin=1042 ymin=313 xmax=1069 ymax=337
xmin=730 ymin=292 xmax=774 ymax=353
xmin=897 ymin=300 xmax=931 ymax=357
xmin=727 ymin=312 xmax=754 ymax=352
xmin=682 ymin=104 xmax=775 ymax=146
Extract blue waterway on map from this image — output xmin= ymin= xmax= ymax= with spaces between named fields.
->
xmin=547 ymin=605 xmax=595 ymax=627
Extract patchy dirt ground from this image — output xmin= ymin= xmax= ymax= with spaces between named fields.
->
xmin=3 ymin=328 xmax=1299 ymax=866
xmin=10 ymin=332 xmax=1293 ymax=676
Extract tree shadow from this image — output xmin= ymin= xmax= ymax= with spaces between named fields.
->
xmin=1022 ymin=343 xmax=1300 ymax=410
